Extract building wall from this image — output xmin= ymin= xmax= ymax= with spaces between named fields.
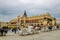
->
xmin=0 ymin=22 xmax=8 ymax=27
xmin=9 ymin=13 xmax=56 ymax=28
xmin=18 ymin=14 xmax=56 ymax=26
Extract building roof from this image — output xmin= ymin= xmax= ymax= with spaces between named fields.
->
xmin=10 ymin=19 xmax=17 ymax=23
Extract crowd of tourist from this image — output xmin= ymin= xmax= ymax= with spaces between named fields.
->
xmin=15 ymin=24 xmax=60 ymax=36
xmin=0 ymin=24 xmax=60 ymax=36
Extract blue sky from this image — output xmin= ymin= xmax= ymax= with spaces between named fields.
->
xmin=0 ymin=0 xmax=60 ymax=22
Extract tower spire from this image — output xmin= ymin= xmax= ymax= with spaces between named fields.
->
xmin=23 ymin=10 xmax=27 ymax=17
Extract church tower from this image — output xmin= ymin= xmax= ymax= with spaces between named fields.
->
xmin=22 ymin=10 xmax=27 ymax=25
xmin=23 ymin=10 xmax=27 ymax=17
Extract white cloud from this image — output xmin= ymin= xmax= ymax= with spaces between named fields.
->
xmin=18 ymin=0 xmax=60 ymax=8
xmin=0 ymin=0 xmax=60 ymax=22
xmin=0 ymin=0 xmax=60 ymax=9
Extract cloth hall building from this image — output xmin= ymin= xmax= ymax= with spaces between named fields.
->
xmin=9 ymin=11 xmax=56 ymax=28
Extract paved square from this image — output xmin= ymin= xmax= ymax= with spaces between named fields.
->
xmin=0 ymin=30 xmax=60 ymax=40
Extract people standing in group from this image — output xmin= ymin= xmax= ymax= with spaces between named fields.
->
xmin=12 ymin=27 xmax=17 ymax=34
xmin=56 ymin=25 xmax=60 ymax=30
xmin=34 ymin=24 xmax=41 ymax=31
xmin=48 ymin=24 xmax=53 ymax=31
xmin=52 ymin=25 xmax=57 ymax=30
xmin=41 ymin=25 xmax=48 ymax=32
xmin=40 ymin=24 xmax=45 ymax=32
xmin=0 ymin=26 xmax=8 ymax=36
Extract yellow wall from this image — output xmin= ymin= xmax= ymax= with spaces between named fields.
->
xmin=9 ymin=13 xmax=56 ymax=28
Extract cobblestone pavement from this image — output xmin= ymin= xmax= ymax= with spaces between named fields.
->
xmin=0 ymin=30 xmax=60 ymax=40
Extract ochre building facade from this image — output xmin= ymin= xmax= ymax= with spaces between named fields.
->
xmin=9 ymin=11 xmax=56 ymax=28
